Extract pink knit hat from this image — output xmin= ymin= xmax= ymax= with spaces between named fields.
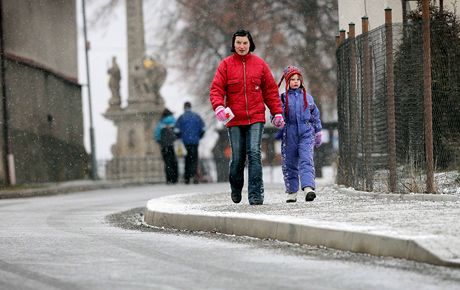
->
xmin=277 ymin=65 xmax=308 ymax=114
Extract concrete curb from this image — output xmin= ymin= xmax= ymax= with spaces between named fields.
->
xmin=144 ymin=205 xmax=460 ymax=268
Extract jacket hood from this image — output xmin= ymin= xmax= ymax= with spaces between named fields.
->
xmin=162 ymin=115 xmax=176 ymax=125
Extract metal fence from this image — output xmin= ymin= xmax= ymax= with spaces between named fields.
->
xmin=96 ymin=156 xmax=218 ymax=184
xmin=336 ymin=12 xmax=460 ymax=193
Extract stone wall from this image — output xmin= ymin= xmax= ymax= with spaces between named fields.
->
xmin=0 ymin=0 xmax=86 ymax=184
xmin=4 ymin=59 xmax=87 ymax=183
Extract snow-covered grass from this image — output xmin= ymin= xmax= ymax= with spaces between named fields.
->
xmin=372 ymin=168 xmax=459 ymax=195
xmin=435 ymin=171 xmax=460 ymax=195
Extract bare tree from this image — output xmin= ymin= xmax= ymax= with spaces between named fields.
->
xmin=148 ymin=0 xmax=338 ymax=119
xmin=87 ymin=0 xmax=121 ymax=28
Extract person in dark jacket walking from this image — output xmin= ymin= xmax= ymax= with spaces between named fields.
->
xmin=175 ymin=101 xmax=206 ymax=184
xmin=210 ymin=29 xmax=285 ymax=205
xmin=276 ymin=65 xmax=322 ymax=203
xmin=154 ymin=108 xmax=178 ymax=184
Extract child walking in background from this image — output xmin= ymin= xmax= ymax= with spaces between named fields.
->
xmin=277 ymin=65 xmax=322 ymax=203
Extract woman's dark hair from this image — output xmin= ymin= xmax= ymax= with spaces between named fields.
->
xmin=231 ymin=29 xmax=256 ymax=52
xmin=161 ymin=108 xmax=173 ymax=118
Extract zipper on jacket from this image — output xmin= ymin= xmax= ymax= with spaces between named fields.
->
xmin=242 ymin=58 xmax=250 ymax=123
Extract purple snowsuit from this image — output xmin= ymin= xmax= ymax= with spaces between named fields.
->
xmin=279 ymin=88 xmax=322 ymax=193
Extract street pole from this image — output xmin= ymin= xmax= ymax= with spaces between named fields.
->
xmin=81 ymin=0 xmax=98 ymax=180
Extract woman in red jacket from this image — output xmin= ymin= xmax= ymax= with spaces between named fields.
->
xmin=210 ymin=29 xmax=285 ymax=205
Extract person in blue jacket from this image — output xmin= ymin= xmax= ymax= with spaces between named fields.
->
xmin=154 ymin=108 xmax=178 ymax=184
xmin=175 ymin=102 xmax=206 ymax=184
xmin=276 ymin=66 xmax=322 ymax=202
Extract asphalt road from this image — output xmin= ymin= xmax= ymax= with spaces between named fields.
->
xmin=0 ymin=184 xmax=459 ymax=290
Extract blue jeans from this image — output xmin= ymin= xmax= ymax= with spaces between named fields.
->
xmin=228 ymin=122 xmax=264 ymax=203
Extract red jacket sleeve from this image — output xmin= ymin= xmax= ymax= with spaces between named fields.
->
xmin=209 ymin=61 xmax=227 ymax=111
xmin=261 ymin=61 xmax=282 ymax=116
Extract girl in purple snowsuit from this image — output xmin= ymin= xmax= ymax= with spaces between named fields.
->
xmin=277 ymin=66 xmax=322 ymax=203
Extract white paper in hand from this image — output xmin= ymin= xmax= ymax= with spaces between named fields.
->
xmin=223 ymin=107 xmax=235 ymax=124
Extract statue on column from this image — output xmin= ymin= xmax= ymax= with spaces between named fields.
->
xmin=132 ymin=56 xmax=166 ymax=106
xmin=108 ymin=56 xmax=121 ymax=107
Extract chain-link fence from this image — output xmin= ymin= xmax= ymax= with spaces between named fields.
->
xmin=336 ymin=11 xmax=460 ymax=193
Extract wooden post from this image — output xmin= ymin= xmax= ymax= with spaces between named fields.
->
xmin=349 ymin=23 xmax=355 ymax=38
xmin=349 ymin=23 xmax=359 ymax=188
xmin=339 ymin=29 xmax=346 ymax=44
xmin=361 ymin=16 xmax=373 ymax=191
xmin=401 ymin=0 xmax=408 ymax=24
xmin=338 ymin=29 xmax=349 ymax=186
xmin=385 ymin=8 xmax=397 ymax=192
xmin=422 ymin=0 xmax=435 ymax=193
xmin=336 ymin=32 xmax=346 ymax=186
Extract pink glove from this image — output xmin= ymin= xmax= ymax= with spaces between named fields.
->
xmin=315 ymin=131 xmax=322 ymax=148
xmin=215 ymin=106 xmax=226 ymax=122
xmin=272 ymin=114 xmax=285 ymax=129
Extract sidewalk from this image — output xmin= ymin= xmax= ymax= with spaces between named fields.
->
xmin=145 ymin=178 xmax=460 ymax=268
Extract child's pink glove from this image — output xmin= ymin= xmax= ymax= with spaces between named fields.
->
xmin=314 ymin=131 xmax=322 ymax=148
xmin=214 ymin=106 xmax=227 ymax=122
xmin=272 ymin=114 xmax=285 ymax=129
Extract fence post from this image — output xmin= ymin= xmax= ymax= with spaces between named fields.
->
xmin=348 ymin=23 xmax=359 ymax=189
xmin=339 ymin=29 xmax=346 ymax=44
xmin=422 ymin=0 xmax=435 ymax=193
xmin=336 ymin=30 xmax=349 ymax=186
xmin=385 ymin=8 xmax=397 ymax=192
xmin=361 ymin=16 xmax=373 ymax=191
xmin=335 ymin=33 xmax=345 ymax=185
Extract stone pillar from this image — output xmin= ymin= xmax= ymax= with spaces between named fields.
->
xmin=126 ymin=0 xmax=145 ymax=104
xmin=102 ymin=0 xmax=166 ymax=182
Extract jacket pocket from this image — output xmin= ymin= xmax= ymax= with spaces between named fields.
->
xmin=227 ymin=79 xmax=240 ymax=94
xmin=251 ymin=78 xmax=261 ymax=92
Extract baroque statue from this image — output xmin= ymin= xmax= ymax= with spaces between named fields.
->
xmin=132 ymin=56 xmax=166 ymax=106
xmin=107 ymin=56 xmax=121 ymax=107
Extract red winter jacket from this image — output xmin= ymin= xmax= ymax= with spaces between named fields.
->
xmin=210 ymin=53 xmax=282 ymax=127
